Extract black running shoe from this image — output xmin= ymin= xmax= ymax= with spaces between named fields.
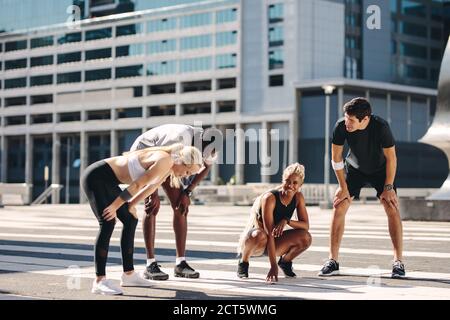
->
xmin=143 ymin=262 xmax=169 ymax=281
xmin=318 ymin=259 xmax=340 ymax=276
xmin=391 ymin=260 xmax=406 ymax=278
xmin=237 ymin=260 xmax=249 ymax=278
xmin=174 ymin=261 xmax=200 ymax=278
xmin=278 ymin=257 xmax=296 ymax=277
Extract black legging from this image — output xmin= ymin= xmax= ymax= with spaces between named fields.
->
xmin=81 ymin=160 xmax=138 ymax=277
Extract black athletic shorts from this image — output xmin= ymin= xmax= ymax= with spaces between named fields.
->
xmin=345 ymin=164 xmax=397 ymax=199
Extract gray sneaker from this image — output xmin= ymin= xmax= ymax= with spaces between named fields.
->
xmin=391 ymin=260 xmax=406 ymax=279
xmin=174 ymin=261 xmax=200 ymax=279
xmin=143 ymin=262 xmax=169 ymax=281
xmin=318 ymin=259 xmax=340 ymax=276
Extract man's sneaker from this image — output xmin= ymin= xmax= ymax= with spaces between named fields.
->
xmin=318 ymin=259 xmax=340 ymax=276
xmin=91 ymin=279 xmax=123 ymax=295
xmin=391 ymin=260 xmax=406 ymax=278
xmin=174 ymin=261 xmax=200 ymax=279
xmin=120 ymin=272 xmax=152 ymax=287
xmin=143 ymin=262 xmax=169 ymax=281
xmin=237 ymin=260 xmax=249 ymax=278
xmin=277 ymin=257 xmax=296 ymax=277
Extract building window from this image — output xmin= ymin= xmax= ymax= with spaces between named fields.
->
xmin=269 ymin=26 xmax=284 ymax=47
xmin=147 ymin=17 xmax=177 ymax=32
xmin=5 ymin=40 xmax=27 ymax=52
xmin=431 ymin=48 xmax=443 ymax=61
xmin=404 ymin=64 xmax=427 ymax=79
xmin=57 ymin=72 xmax=81 ymax=84
xmin=6 ymin=116 xmax=26 ymax=126
xmin=217 ymin=100 xmax=236 ymax=113
xmin=216 ymin=54 xmax=237 ymax=69
xmin=31 ymin=55 xmax=54 ymax=67
xmin=345 ymin=13 xmax=361 ymax=27
xmin=216 ymin=8 xmax=237 ymax=24
xmin=217 ymin=77 xmax=236 ymax=89
xmin=87 ymin=110 xmax=111 ymax=120
xmin=5 ymin=77 xmax=27 ymax=89
xmin=430 ymin=68 xmax=440 ymax=82
xmin=30 ymin=75 xmax=53 ymax=87
xmin=401 ymin=0 xmax=426 ymax=17
xmin=5 ymin=96 xmax=27 ymax=107
xmin=180 ymin=34 xmax=212 ymax=50
xmin=59 ymin=112 xmax=81 ymax=122
xmin=269 ymin=49 xmax=283 ymax=70
xmin=57 ymin=32 xmax=82 ymax=45
xmin=390 ymin=0 xmax=397 ymax=13
xmin=31 ymin=36 xmax=54 ymax=49
xmin=31 ymin=94 xmax=53 ymax=105
xmin=115 ymin=86 xmax=143 ymax=98
xmin=182 ymin=103 xmax=211 ymax=115
xmin=400 ymin=21 xmax=427 ymax=38
xmin=431 ymin=27 xmax=443 ymax=41
xmin=401 ymin=42 xmax=427 ymax=59
xmin=31 ymin=114 xmax=53 ymax=124
xmin=148 ymin=83 xmax=176 ymax=95
xmin=268 ymin=3 xmax=284 ymax=23
xmin=180 ymin=12 xmax=212 ymax=28
xmin=147 ymin=39 xmax=176 ymax=54
xmin=85 ymin=68 xmax=112 ymax=81
xmin=345 ymin=36 xmax=361 ymax=49
xmin=116 ymin=44 xmax=144 ymax=57
xmin=180 ymin=56 xmax=212 ymax=73
xmin=85 ymin=27 xmax=112 ymax=41
xmin=216 ymin=31 xmax=237 ymax=47
xmin=269 ymin=74 xmax=284 ymax=87
xmin=148 ymin=105 xmax=176 ymax=117
xmin=5 ymin=58 xmax=27 ymax=70
xmin=57 ymin=52 xmax=82 ymax=64
xmin=147 ymin=60 xmax=177 ymax=76
xmin=117 ymin=107 xmax=142 ymax=119
xmin=115 ymin=65 xmax=144 ymax=78
xmin=85 ymin=48 xmax=112 ymax=61
xmin=181 ymin=80 xmax=211 ymax=93
xmin=116 ymin=23 xmax=142 ymax=37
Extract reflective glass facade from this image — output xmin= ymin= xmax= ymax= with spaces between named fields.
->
xmin=216 ymin=31 xmax=237 ymax=46
xmin=180 ymin=56 xmax=212 ymax=73
xmin=180 ymin=34 xmax=212 ymax=50
xmin=147 ymin=60 xmax=177 ymax=75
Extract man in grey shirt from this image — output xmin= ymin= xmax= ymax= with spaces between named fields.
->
xmin=130 ymin=124 xmax=216 ymax=280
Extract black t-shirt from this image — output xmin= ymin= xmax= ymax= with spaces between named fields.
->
xmin=332 ymin=115 xmax=395 ymax=175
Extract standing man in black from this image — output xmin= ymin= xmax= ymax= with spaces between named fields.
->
xmin=318 ymin=97 xmax=406 ymax=278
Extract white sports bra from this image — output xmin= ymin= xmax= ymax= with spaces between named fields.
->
xmin=127 ymin=153 xmax=146 ymax=181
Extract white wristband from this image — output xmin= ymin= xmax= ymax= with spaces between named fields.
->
xmin=331 ymin=160 xmax=345 ymax=171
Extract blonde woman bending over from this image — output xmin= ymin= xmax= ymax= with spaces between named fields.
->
xmin=237 ymin=163 xmax=312 ymax=282
xmin=81 ymin=143 xmax=202 ymax=295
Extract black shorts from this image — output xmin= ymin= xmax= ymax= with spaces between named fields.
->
xmin=346 ymin=164 xmax=397 ymax=199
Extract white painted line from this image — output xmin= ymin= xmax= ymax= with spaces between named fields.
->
xmin=1 ymin=233 xmax=450 ymax=259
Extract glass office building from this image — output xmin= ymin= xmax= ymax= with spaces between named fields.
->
xmin=0 ymin=0 xmax=448 ymax=203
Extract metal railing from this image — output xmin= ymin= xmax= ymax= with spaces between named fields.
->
xmin=31 ymin=184 xmax=63 ymax=205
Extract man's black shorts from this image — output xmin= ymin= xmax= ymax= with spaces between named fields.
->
xmin=346 ymin=164 xmax=397 ymax=199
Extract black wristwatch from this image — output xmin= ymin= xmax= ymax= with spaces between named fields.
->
xmin=384 ymin=184 xmax=394 ymax=191
xmin=184 ymin=189 xmax=193 ymax=197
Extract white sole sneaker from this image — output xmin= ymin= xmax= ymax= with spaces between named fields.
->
xmin=317 ymin=270 xmax=340 ymax=277
xmin=120 ymin=274 xmax=152 ymax=287
xmin=91 ymin=288 xmax=123 ymax=295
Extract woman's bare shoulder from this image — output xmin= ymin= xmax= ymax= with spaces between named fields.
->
xmin=261 ymin=191 xmax=275 ymax=203
xmin=295 ymin=191 xmax=305 ymax=203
